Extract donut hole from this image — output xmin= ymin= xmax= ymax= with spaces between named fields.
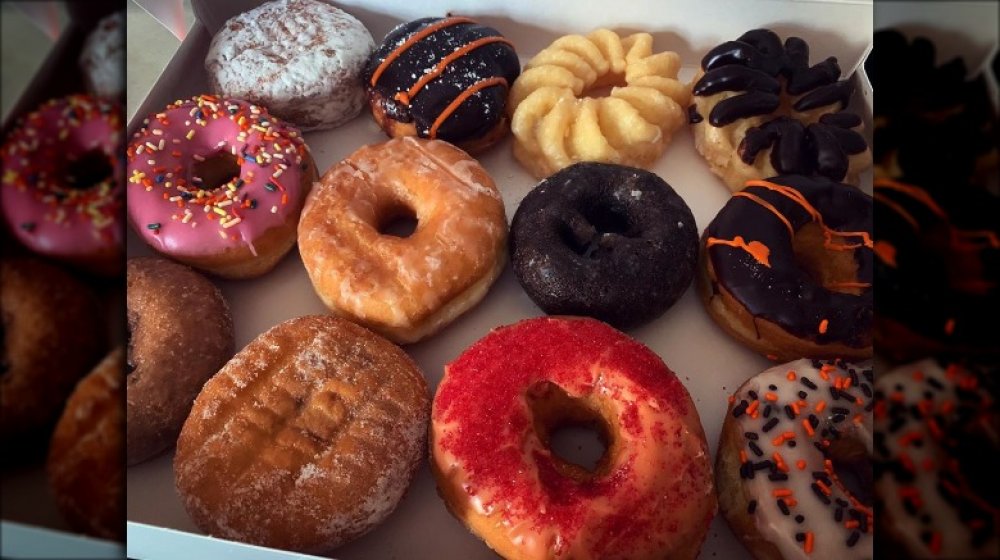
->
xmin=825 ymin=436 xmax=873 ymax=507
xmin=527 ymin=381 xmax=612 ymax=476
xmin=377 ymin=203 xmax=418 ymax=238
xmin=192 ymin=151 xmax=241 ymax=191
xmin=62 ymin=149 xmax=113 ymax=190
xmin=582 ymin=73 xmax=628 ymax=99
xmin=792 ymin=222 xmax=864 ymax=295
xmin=562 ymin=206 xmax=633 ymax=259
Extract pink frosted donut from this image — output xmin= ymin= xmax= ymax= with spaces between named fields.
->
xmin=127 ymin=95 xmax=317 ymax=279
xmin=1 ymin=94 xmax=124 ymax=275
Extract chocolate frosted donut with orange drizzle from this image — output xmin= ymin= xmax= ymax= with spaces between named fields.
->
xmin=873 ymin=178 xmax=1000 ymax=361
xmin=698 ymin=175 xmax=873 ymax=361
xmin=362 ymin=17 xmax=520 ymax=153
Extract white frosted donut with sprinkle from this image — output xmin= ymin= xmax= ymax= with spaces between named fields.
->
xmin=874 ymin=359 xmax=998 ymax=558
xmin=205 ymin=0 xmax=374 ymax=131
xmin=716 ymin=358 xmax=874 ymax=560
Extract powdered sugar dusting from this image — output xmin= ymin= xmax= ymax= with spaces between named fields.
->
xmin=79 ymin=12 xmax=124 ymax=98
xmin=205 ymin=0 xmax=374 ymax=130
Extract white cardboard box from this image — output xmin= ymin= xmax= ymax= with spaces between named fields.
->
xmin=125 ymin=1 xmax=874 ymax=558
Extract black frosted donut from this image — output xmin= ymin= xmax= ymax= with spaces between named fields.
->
xmin=873 ymin=178 xmax=1000 ymax=360
xmin=700 ymin=174 xmax=873 ymax=360
xmin=510 ymin=162 xmax=698 ymax=329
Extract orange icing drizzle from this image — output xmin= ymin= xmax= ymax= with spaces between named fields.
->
xmin=395 ymin=36 xmax=514 ymax=105
xmin=874 ymin=178 xmax=1000 ymax=254
xmin=874 ymin=192 xmax=919 ymax=230
xmin=706 ymin=235 xmax=771 ymax=267
xmin=429 ymin=76 xmax=508 ymax=138
xmin=743 ymin=179 xmax=874 ymax=252
xmin=733 ymin=191 xmax=793 ymax=236
xmin=826 ymin=281 xmax=873 ymax=290
xmin=369 ymin=17 xmax=475 ymax=87
xmin=873 ymin=240 xmax=897 ymax=267
xmin=874 ymin=178 xmax=947 ymax=219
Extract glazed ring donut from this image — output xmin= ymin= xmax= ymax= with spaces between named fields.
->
xmin=873 ymin=178 xmax=1000 ymax=361
xmin=716 ymin=358 xmax=874 ymax=559
xmin=175 ymin=315 xmax=430 ymax=553
xmin=509 ymin=29 xmax=690 ymax=178
xmin=206 ymin=0 xmax=374 ymax=131
xmin=431 ymin=316 xmax=716 ymax=560
xmin=79 ymin=11 xmax=124 ymax=99
xmin=127 ymin=94 xmax=317 ymax=279
xmin=298 ymin=137 xmax=507 ymax=344
xmin=1 ymin=256 xmax=106 ymax=444
xmin=874 ymin=359 xmax=999 ymax=558
xmin=362 ymin=16 xmax=520 ymax=153
xmin=699 ymin=175 xmax=874 ymax=361
xmin=690 ymin=29 xmax=872 ymax=191
xmin=1 ymin=94 xmax=124 ymax=275
xmin=47 ymin=347 xmax=124 ymax=541
xmin=126 ymin=256 xmax=233 ymax=465
xmin=510 ymin=162 xmax=698 ymax=329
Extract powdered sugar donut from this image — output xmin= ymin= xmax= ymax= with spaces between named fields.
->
xmin=205 ymin=0 xmax=374 ymax=130
xmin=79 ymin=11 xmax=124 ymax=99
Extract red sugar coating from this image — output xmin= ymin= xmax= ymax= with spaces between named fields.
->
xmin=434 ymin=316 xmax=714 ymax=557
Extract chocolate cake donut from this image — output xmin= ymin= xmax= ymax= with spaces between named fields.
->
xmin=362 ymin=17 xmax=520 ymax=153
xmin=690 ymin=29 xmax=872 ymax=190
xmin=699 ymin=175 xmax=874 ymax=361
xmin=873 ymin=178 xmax=1000 ymax=361
xmin=510 ymin=162 xmax=698 ymax=329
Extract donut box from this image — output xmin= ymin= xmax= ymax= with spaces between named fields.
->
xmin=0 ymin=2 xmax=124 ymax=559
xmin=124 ymin=1 xmax=875 ymax=558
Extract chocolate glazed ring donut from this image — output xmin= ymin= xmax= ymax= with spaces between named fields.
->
xmin=699 ymin=175 xmax=873 ymax=361
xmin=873 ymin=178 xmax=1000 ymax=361
xmin=690 ymin=29 xmax=872 ymax=190
xmin=510 ymin=162 xmax=698 ymax=329
xmin=362 ymin=17 xmax=520 ymax=153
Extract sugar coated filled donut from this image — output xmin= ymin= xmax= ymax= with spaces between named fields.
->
xmin=175 ymin=315 xmax=429 ymax=553
xmin=690 ymin=29 xmax=872 ymax=191
xmin=699 ymin=175 xmax=873 ymax=361
xmin=1 ymin=256 xmax=106 ymax=445
xmin=874 ymin=359 xmax=998 ymax=558
xmin=363 ymin=17 xmax=520 ymax=153
xmin=716 ymin=359 xmax=874 ymax=560
xmin=510 ymin=162 xmax=698 ymax=329
xmin=298 ymin=137 xmax=507 ymax=344
xmin=431 ymin=316 xmax=716 ymax=560
xmin=206 ymin=0 xmax=374 ymax=130
xmin=127 ymin=95 xmax=317 ymax=279
xmin=47 ymin=347 xmax=124 ymax=541
xmin=1 ymin=94 xmax=124 ymax=275
xmin=126 ymin=257 xmax=233 ymax=465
